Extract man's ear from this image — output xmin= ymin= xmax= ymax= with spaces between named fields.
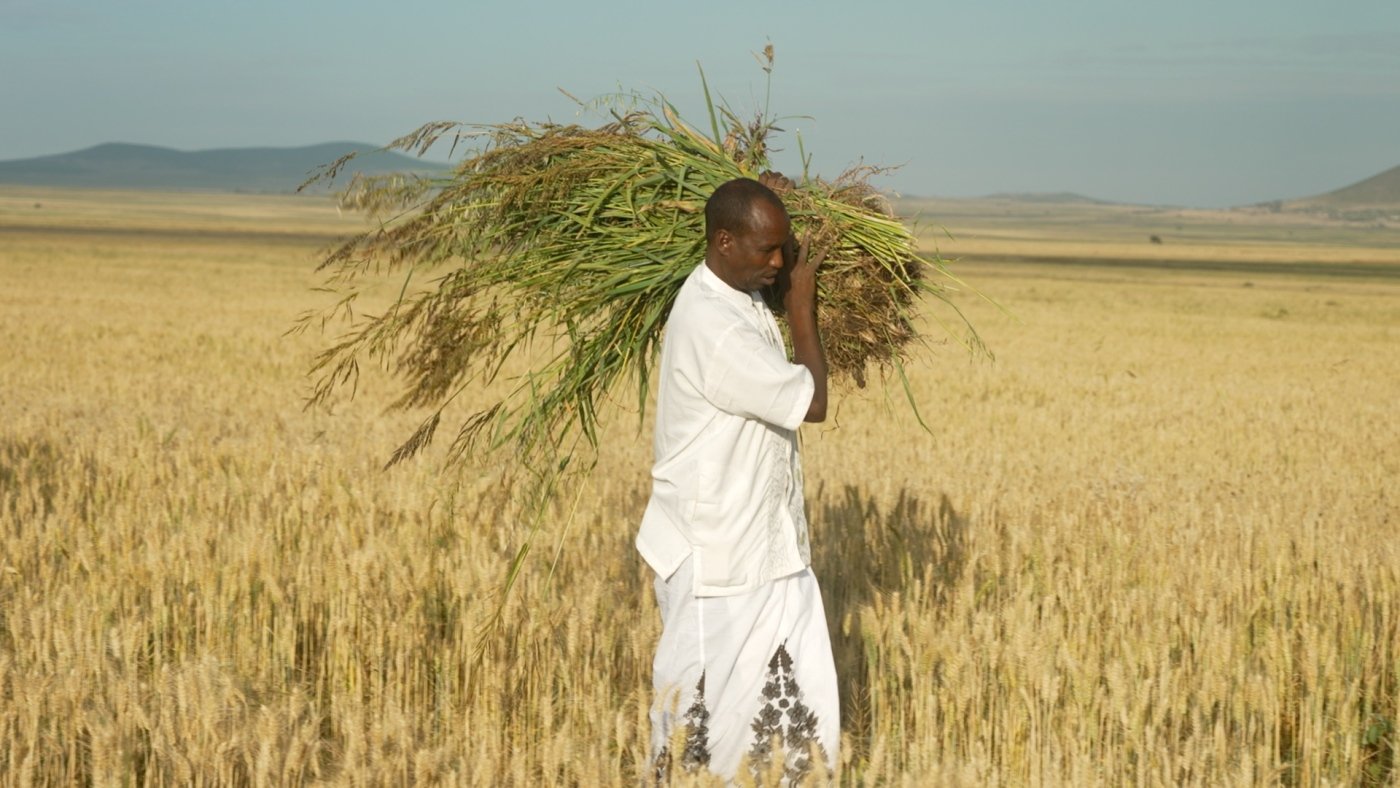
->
xmin=713 ymin=228 xmax=734 ymax=257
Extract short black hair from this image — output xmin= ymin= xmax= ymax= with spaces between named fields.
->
xmin=705 ymin=178 xmax=786 ymax=242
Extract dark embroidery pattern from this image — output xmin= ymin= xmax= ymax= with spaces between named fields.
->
xmin=654 ymin=674 xmax=711 ymax=784
xmin=748 ymin=642 xmax=826 ymax=783
xmin=680 ymin=674 xmax=712 ymax=771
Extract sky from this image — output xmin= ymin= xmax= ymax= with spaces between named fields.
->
xmin=2 ymin=0 xmax=1398 ymax=207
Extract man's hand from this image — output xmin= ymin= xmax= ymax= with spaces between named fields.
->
xmin=779 ymin=232 xmax=827 ymax=312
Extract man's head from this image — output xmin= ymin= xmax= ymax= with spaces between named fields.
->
xmin=704 ymin=178 xmax=791 ymax=293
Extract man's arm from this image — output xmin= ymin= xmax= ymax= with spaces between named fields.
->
xmin=784 ymin=234 xmax=828 ymax=423
xmin=758 ymin=170 xmax=827 ymax=423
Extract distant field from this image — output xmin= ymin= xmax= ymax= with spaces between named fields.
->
xmin=0 ymin=186 xmax=359 ymax=239
xmin=900 ymin=196 xmax=1400 ymax=277
xmin=2 ymin=188 xmax=1397 ymax=784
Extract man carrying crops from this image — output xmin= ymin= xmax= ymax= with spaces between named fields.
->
xmin=638 ymin=174 xmax=839 ymax=783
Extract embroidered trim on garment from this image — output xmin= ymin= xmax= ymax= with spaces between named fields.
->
xmin=789 ymin=438 xmax=811 ymax=564
xmin=653 ymin=674 xmax=711 ymax=784
xmin=761 ymin=427 xmax=793 ymax=579
xmin=748 ymin=641 xmax=828 ymax=783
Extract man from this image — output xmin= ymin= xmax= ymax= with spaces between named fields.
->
xmin=638 ymin=175 xmax=839 ymax=783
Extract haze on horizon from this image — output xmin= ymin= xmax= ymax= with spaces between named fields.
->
xmin=2 ymin=0 xmax=1398 ymax=208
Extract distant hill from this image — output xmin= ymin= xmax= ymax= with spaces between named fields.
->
xmin=1292 ymin=164 xmax=1400 ymax=209
xmin=982 ymin=191 xmax=1112 ymax=205
xmin=0 ymin=142 xmax=447 ymax=192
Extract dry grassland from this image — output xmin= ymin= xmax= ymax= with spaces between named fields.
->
xmin=1 ymin=188 xmax=1398 ymax=785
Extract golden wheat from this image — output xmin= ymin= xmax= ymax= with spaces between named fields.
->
xmin=1 ymin=189 xmax=1397 ymax=785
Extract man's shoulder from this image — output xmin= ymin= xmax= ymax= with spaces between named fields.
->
xmin=671 ymin=264 xmax=749 ymax=329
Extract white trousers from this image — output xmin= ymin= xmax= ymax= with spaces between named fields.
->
xmin=649 ymin=557 xmax=840 ymax=784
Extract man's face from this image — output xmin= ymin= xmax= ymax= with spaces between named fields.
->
xmin=719 ymin=199 xmax=791 ymax=292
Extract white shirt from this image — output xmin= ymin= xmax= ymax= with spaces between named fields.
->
xmin=636 ymin=262 xmax=815 ymax=597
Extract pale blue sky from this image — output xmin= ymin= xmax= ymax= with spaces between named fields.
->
xmin=3 ymin=0 xmax=1397 ymax=206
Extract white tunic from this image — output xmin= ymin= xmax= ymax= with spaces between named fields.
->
xmin=636 ymin=261 xmax=815 ymax=597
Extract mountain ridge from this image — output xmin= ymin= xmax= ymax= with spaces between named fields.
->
xmin=0 ymin=142 xmax=446 ymax=192
xmin=1289 ymin=163 xmax=1400 ymax=208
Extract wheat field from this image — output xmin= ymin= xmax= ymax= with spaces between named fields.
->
xmin=1 ymin=187 xmax=1398 ymax=786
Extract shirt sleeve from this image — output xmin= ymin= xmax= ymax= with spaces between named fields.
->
xmin=702 ymin=322 xmax=815 ymax=430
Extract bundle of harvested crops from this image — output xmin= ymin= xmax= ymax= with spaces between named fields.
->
xmin=298 ymin=79 xmax=981 ymax=483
